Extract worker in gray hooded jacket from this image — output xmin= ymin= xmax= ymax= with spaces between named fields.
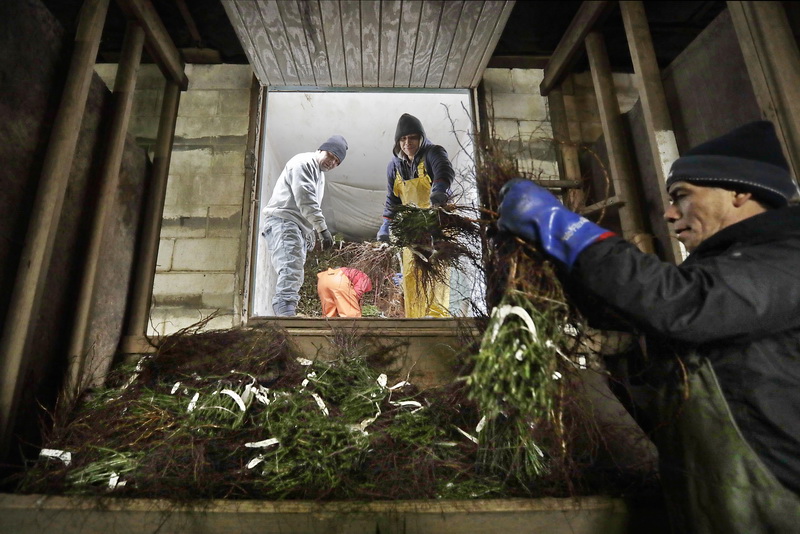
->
xmin=262 ymin=135 xmax=347 ymax=316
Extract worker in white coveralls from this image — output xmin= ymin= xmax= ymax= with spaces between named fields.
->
xmin=376 ymin=113 xmax=454 ymax=318
xmin=262 ymin=135 xmax=348 ymax=316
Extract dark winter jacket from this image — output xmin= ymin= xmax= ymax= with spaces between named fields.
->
xmin=381 ymin=138 xmax=454 ymax=219
xmin=570 ymin=205 xmax=800 ymax=494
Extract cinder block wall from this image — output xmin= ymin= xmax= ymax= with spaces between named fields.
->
xmin=480 ymin=68 xmax=637 ymax=179
xmin=482 ymin=69 xmax=558 ymax=179
xmin=96 ymin=64 xmax=255 ymax=336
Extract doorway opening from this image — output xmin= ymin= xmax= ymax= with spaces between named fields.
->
xmin=250 ymin=89 xmax=480 ymax=318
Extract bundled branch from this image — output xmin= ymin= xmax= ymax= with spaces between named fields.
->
xmin=387 ymin=204 xmax=483 ymax=297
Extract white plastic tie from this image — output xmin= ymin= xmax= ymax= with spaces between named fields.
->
xmin=39 ymin=449 xmax=72 ymax=466
xmin=245 ymin=438 xmax=280 ymax=449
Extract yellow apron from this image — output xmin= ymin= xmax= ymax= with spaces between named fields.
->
xmin=393 ymin=162 xmax=451 ymax=318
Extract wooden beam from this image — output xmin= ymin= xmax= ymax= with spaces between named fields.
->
xmin=620 ymin=1 xmax=682 ymax=263
xmin=116 ymin=0 xmax=188 ymax=90
xmin=540 ymin=1 xmax=615 ymax=96
xmin=0 ymin=0 xmax=110 ymax=458
xmin=585 ymin=31 xmax=653 ymax=252
xmin=580 ymin=195 xmax=623 ymax=216
xmin=728 ymin=1 xmax=800 ymax=183
xmin=120 ymin=80 xmax=182 ymax=354
xmin=66 ymin=22 xmax=145 ymax=398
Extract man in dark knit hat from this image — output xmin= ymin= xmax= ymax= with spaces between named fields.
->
xmin=496 ymin=121 xmax=800 ymax=533
xmin=377 ymin=113 xmax=455 ymax=317
xmin=261 ymin=135 xmax=347 ymax=316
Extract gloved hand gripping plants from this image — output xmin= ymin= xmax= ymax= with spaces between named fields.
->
xmin=465 ymin=177 xmax=611 ymax=485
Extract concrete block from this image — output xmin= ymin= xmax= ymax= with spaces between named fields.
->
xmin=481 ymin=68 xmax=513 ymax=93
xmin=510 ymin=68 xmax=544 ymax=94
xmin=156 ymin=239 xmax=175 ymax=271
xmin=564 ymin=93 xmax=600 ymax=123
xmin=147 ymin=306 xmax=236 ymax=336
xmin=218 ymin=89 xmax=252 ymax=116
xmin=152 ymin=272 xmax=235 ymax=297
xmin=170 ymin=147 xmax=215 ymax=175
xmin=160 ymin=206 xmax=209 ymax=238
xmin=179 ymin=90 xmax=220 ymax=117
xmin=518 ymin=120 xmax=553 ymax=140
xmin=93 ymin=65 xmax=115 ymax=91
xmin=175 ymin=116 xmax=250 ymax=138
xmin=198 ymin=173 xmax=246 ymax=206
xmin=492 ymin=93 xmax=548 ymax=121
xmin=129 ymin=115 xmax=160 ymax=142
xmin=210 ymin=148 xmax=246 ymax=175
xmin=163 ymin=173 xmax=184 ymax=207
xmin=208 ymin=205 xmax=243 ymax=237
xmin=132 ymin=89 xmax=163 ymax=118
xmin=172 ymin=237 xmax=239 ymax=271
xmin=492 ymin=119 xmax=524 ymax=141
xmin=186 ymin=64 xmax=254 ymax=90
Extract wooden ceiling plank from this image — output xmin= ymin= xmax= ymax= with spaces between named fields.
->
xmin=117 ymin=0 xmax=188 ymax=90
xmin=340 ymin=0 xmax=364 ymax=87
xmin=221 ymin=0 xmax=271 ymax=85
xmin=275 ymin=0 xmax=317 ymax=85
xmin=394 ymin=0 xmax=424 ymax=87
xmin=409 ymin=0 xmax=445 ymax=87
xmin=256 ymin=0 xmax=301 ymax=86
xmin=540 ymin=0 xmax=614 ymax=96
xmin=468 ymin=0 xmax=515 ymax=88
xmin=457 ymin=1 xmax=502 ymax=88
xmin=440 ymin=0 xmax=483 ymax=88
xmin=378 ymin=1 xmax=402 ymax=87
xmin=360 ymin=0 xmax=381 ymax=87
xmin=319 ymin=0 xmax=347 ymax=86
xmin=426 ymin=0 xmax=463 ymax=88
xmin=301 ymin=0 xmax=332 ymax=86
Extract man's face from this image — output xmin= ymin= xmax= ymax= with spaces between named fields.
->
xmin=318 ymin=151 xmax=340 ymax=172
xmin=399 ymin=134 xmax=421 ymax=159
xmin=664 ymin=181 xmax=740 ymax=252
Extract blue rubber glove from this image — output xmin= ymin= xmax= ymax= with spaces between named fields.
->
xmin=377 ymin=219 xmax=391 ymax=243
xmin=430 ymin=191 xmax=448 ymax=208
xmin=497 ymin=178 xmax=614 ymax=269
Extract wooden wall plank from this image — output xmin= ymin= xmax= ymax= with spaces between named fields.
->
xmin=275 ymin=0 xmax=317 ymax=85
xmin=340 ymin=0 xmax=364 ymax=87
xmin=256 ymin=0 xmax=300 ymax=86
xmin=301 ymin=0 xmax=332 ymax=86
xmin=440 ymin=0 xmax=483 ymax=88
xmin=458 ymin=1 xmax=501 ymax=88
xmin=467 ymin=1 xmax=515 ymax=88
xmin=394 ymin=0 xmax=424 ymax=87
xmin=409 ymin=1 xmax=444 ymax=87
xmin=360 ymin=0 xmax=381 ymax=87
xmin=378 ymin=1 xmax=402 ymax=86
xmin=426 ymin=0 xmax=462 ymax=87
xmin=319 ymin=0 xmax=347 ymax=86
xmin=223 ymin=0 xmax=271 ymax=85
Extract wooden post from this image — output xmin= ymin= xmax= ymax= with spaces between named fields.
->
xmin=619 ymin=1 xmax=683 ymax=263
xmin=0 ymin=0 xmax=110 ymax=457
xmin=65 ymin=21 xmax=145 ymax=399
xmin=585 ymin=31 xmax=653 ymax=252
xmin=728 ymin=1 xmax=800 ymax=183
xmin=119 ymin=80 xmax=182 ymax=354
xmin=547 ymin=87 xmax=585 ymax=210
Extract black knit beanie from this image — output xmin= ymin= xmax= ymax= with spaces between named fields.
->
xmin=393 ymin=113 xmax=426 ymax=155
xmin=318 ymin=134 xmax=348 ymax=164
xmin=666 ymin=121 xmax=799 ymax=207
